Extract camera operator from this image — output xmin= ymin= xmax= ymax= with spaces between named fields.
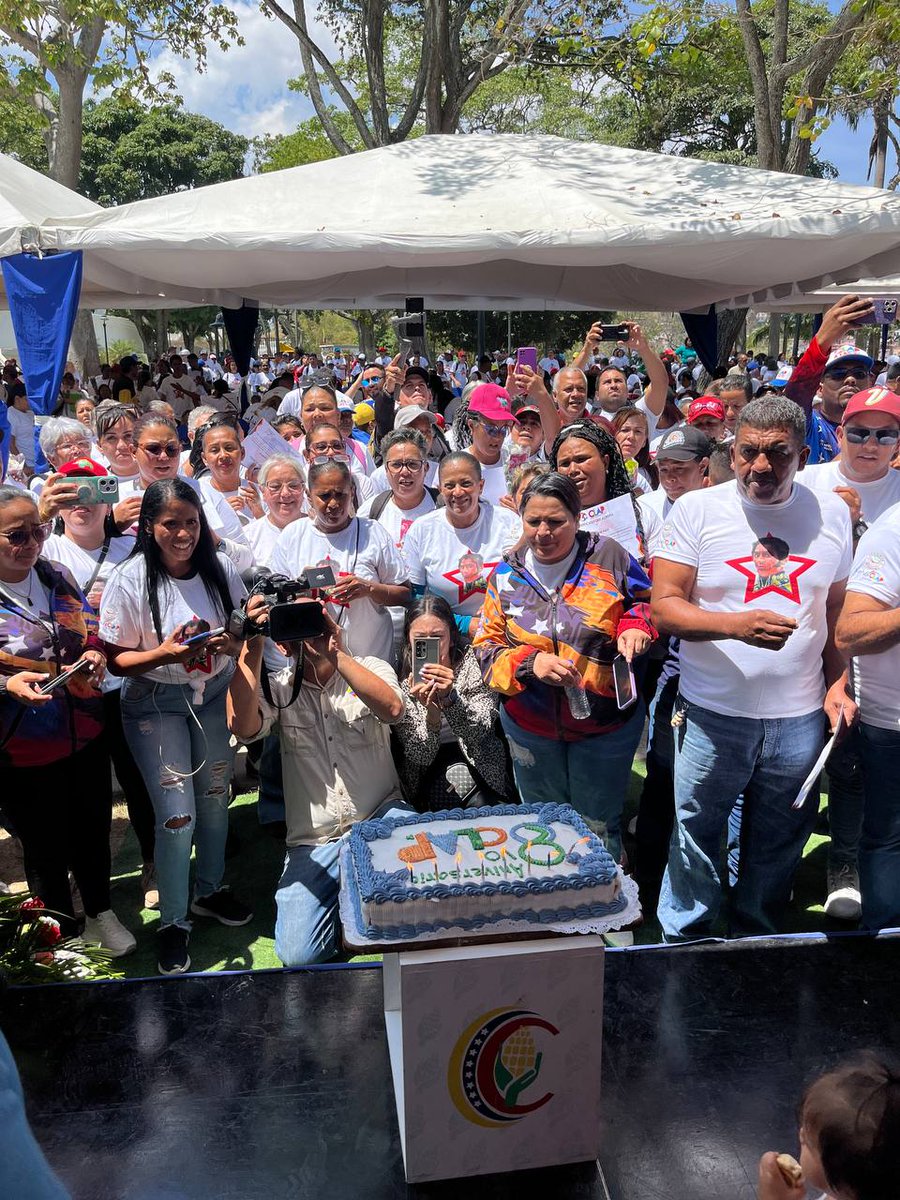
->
xmin=226 ymin=594 xmax=409 ymax=966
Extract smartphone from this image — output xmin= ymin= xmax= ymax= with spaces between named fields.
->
xmin=854 ymin=298 xmax=898 ymax=326
xmin=269 ymin=601 xmax=329 ymax=643
xmin=412 ymin=636 xmax=441 ymax=684
xmin=304 ymin=564 xmax=337 ymax=590
xmin=182 ymin=626 xmax=225 ymax=648
xmin=67 ymin=477 xmax=120 ymax=506
xmin=516 ymin=346 xmax=538 ymax=372
xmin=39 ymin=659 xmax=92 ymax=694
xmin=597 ymin=324 xmax=631 ymax=341
xmin=612 ymin=654 xmax=637 ymax=710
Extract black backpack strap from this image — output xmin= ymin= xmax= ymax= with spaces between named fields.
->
xmin=368 ymin=489 xmax=393 ymax=520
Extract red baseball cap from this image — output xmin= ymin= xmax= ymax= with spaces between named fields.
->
xmin=57 ymin=457 xmax=109 ymax=477
xmin=468 ymin=383 xmax=518 ymax=424
xmin=687 ymin=397 xmax=725 ymax=424
xmin=841 ymin=386 xmax=900 ymax=424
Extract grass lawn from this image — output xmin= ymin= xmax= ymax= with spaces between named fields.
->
xmin=103 ymin=758 xmax=841 ymax=978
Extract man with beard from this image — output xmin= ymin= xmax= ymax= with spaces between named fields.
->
xmin=785 ymin=295 xmax=876 ymax=463
xmin=574 ymin=320 xmax=670 ymax=435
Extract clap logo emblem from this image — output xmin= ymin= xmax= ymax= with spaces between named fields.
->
xmin=448 ymin=1007 xmax=558 ymax=1127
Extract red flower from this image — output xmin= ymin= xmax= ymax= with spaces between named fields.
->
xmin=19 ymin=896 xmax=44 ymax=911
xmin=33 ymin=951 xmax=55 ymax=965
xmin=36 ymin=917 xmax=62 ymax=946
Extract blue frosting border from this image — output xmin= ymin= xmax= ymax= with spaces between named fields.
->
xmin=348 ymin=803 xmax=618 ymax=908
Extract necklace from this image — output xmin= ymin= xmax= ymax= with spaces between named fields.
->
xmin=0 ymin=569 xmax=35 ymax=609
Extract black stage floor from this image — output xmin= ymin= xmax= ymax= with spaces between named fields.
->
xmin=3 ymin=933 xmax=899 ymax=1199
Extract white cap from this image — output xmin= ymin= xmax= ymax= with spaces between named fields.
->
xmin=394 ymin=405 xmax=437 ymax=430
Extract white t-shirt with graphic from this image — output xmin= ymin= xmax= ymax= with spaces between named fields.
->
xmin=99 ymin=554 xmax=245 ymax=687
xmin=845 ymin=503 xmax=900 ymax=730
xmin=402 ymin=502 xmax=521 ymax=617
xmin=656 ymin=479 xmax=852 ymax=718
xmin=268 ymin=516 xmax=407 ymax=662
xmin=800 ymin=461 xmax=900 ymax=526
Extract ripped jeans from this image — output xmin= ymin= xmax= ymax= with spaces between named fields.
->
xmin=120 ymin=667 xmax=236 ymax=930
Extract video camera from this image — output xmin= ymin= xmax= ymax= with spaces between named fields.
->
xmin=228 ymin=565 xmax=337 ymax=642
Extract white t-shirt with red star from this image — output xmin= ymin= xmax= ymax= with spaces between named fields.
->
xmin=401 ymin=502 xmax=521 ymax=617
xmin=656 ymin=479 xmax=852 ymax=719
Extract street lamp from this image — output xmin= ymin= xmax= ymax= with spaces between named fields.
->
xmin=96 ymin=309 xmax=109 ymax=364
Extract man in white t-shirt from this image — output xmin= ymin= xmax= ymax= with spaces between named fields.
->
xmin=651 ymin=396 xmax=855 ymax=940
xmin=157 ymin=359 xmax=202 ymax=422
xmin=836 ymin=503 xmax=900 ymax=931
xmin=801 ymin=386 xmax=900 ymax=918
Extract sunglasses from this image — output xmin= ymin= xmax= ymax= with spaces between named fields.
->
xmin=1 ymin=522 xmax=53 ymax=547
xmin=474 ymin=420 xmax=508 ymax=438
xmin=138 ymin=442 xmax=181 ymax=458
xmin=844 ymin=425 xmax=900 ymax=445
xmin=824 ymin=368 xmax=867 ymax=383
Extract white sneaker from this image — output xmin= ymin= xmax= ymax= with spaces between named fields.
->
xmin=824 ymin=863 xmax=862 ymax=921
xmin=83 ymin=910 xmax=137 ymax=957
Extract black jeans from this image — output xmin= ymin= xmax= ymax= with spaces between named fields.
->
xmin=3 ymin=738 xmax=113 ymax=932
xmin=102 ymin=690 xmax=156 ymax=865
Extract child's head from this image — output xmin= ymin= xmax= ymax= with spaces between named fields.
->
xmin=799 ymin=1055 xmax=900 ymax=1199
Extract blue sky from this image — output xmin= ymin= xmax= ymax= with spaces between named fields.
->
xmin=150 ymin=1 xmax=894 ymax=189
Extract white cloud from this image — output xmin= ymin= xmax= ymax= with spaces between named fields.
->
xmin=147 ymin=2 xmax=337 ymax=143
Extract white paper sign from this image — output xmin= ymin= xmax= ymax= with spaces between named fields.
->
xmin=793 ymin=705 xmax=845 ymax=810
xmin=579 ymin=491 xmax=639 ymax=553
xmin=384 ymin=937 xmax=605 ymax=1183
xmin=241 ymin=419 xmax=302 ymax=470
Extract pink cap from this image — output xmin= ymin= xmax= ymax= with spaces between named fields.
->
xmin=468 ymin=383 xmax=518 ymax=424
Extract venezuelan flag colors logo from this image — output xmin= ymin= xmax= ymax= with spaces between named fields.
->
xmin=447 ymin=1007 xmax=559 ymax=1127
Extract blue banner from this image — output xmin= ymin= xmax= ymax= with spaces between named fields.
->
xmin=1 ymin=250 xmax=83 ymax=474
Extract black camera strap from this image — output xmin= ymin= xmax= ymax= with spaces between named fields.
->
xmin=260 ymin=650 xmax=306 ymax=711
xmin=83 ymin=536 xmax=111 ymax=602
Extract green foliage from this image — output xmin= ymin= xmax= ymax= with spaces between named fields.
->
xmin=425 ymin=311 xmax=609 ymax=356
xmin=107 ymin=338 xmax=140 ymax=362
xmin=168 ymin=306 xmax=220 ymax=353
xmin=254 ymin=113 xmax=357 ymax=172
xmin=78 ymin=97 xmax=248 ymax=206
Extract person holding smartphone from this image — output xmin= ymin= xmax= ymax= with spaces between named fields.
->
xmin=0 ymin=486 xmax=135 ymax=954
xmin=393 ymin=595 xmax=515 ymax=810
xmin=99 ymin=478 xmax=251 ymax=976
xmin=474 ymin=472 xmax=655 ymax=861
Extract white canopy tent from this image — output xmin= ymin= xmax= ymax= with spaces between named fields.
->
xmin=32 ymin=133 xmax=900 ymax=314
xmin=724 ymin=276 xmax=900 ymax=312
xmin=0 ymin=154 xmax=231 ymax=309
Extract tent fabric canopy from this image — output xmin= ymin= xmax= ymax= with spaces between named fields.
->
xmin=723 ymin=276 xmax=900 ymax=312
xmin=29 ymin=133 xmax=900 ymax=314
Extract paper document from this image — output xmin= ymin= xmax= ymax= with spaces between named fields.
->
xmin=242 ymin=419 xmax=302 ymax=470
xmin=793 ymin=705 xmax=845 ymax=810
xmin=579 ymin=492 xmax=637 ymax=550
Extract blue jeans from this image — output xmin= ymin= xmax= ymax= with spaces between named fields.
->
xmin=499 ymin=704 xmax=644 ymax=861
xmin=858 ymin=722 xmax=900 ymax=931
xmin=825 ymin=727 xmax=864 ymax=868
xmin=121 ymin=668 xmax=236 ymax=930
xmin=0 ymin=1031 xmax=70 ymax=1200
xmin=659 ymin=700 xmax=824 ymax=941
xmin=258 ymin=733 xmax=286 ymax=826
xmin=275 ymin=801 xmax=414 ymax=966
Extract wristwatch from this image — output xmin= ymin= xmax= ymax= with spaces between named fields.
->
xmin=853 ymin=518 xmax=869 ymax=540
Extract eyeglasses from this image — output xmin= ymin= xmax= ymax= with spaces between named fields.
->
xmin=0 ymin=522 xmax=53 ymax=547
xmin=385 ymin=459 xmax=425 ymax=473
xmin=824 ymin=368 xmax=867 ymax=383
xmin=56 ymin=441 xmax=91 ymax=458
xmin=310 ymin=454 xmax=349 ymax=466
xmin=138 ymin=442 xmax=181 ymax=458
xmin=263 ymin=481 xmax=304 ymax=494
xmin=844 ymin=425 xmax=900 ymax=445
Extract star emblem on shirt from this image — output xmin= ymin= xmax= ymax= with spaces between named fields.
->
xmin=443 ymin=561 xmax=500 ymax=604
xmin=725 ymin=554 xmax=816 ymax=604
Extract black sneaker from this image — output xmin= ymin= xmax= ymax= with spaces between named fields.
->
xmin=158 ymin=925 xmax=191 ymax=975
xmin=190 ymin=887 xmax=253 ymax=927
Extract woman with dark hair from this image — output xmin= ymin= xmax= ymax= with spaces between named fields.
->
xmin=393 ymin=594 xmax=515 ymax=809
xmin=612 ymin=407 xmax=656 ymax=494
xmin=197 ymin=417 xmax=263 ymax=525
xmin=550 ymin=420 xmax=649 ymax=563
xmin=0 ymin=486 xmax=134 ymax=953
xmin=99 ymin=478 xmax=251 ymax=975
xmin=475 ymin=471 xmax=655 ymax=858
xmin=268 ymin=459 xmax=409 ymax=663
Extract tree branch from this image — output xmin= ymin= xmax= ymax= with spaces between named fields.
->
xmin=363 ymin=0 xmax=390 ymax=144
xmin=260 ymin=0 xmax=375 ymax=151
xmin=772 ymin=0 xmax=872 ymax=87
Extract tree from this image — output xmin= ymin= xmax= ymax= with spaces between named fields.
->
xmin=258 ymin=0 xmax=620 ymax=156
xmin=0 ymin=0 xmax=241 ymax=372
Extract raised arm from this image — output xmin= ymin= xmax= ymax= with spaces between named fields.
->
xmin=785 ymin=295 xmax=874 ymax=417
xmin=625 ymin=321 xmax=669 ymax=418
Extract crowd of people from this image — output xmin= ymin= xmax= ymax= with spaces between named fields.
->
xmin=0 ymin=295 xmax=899 ymax=977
